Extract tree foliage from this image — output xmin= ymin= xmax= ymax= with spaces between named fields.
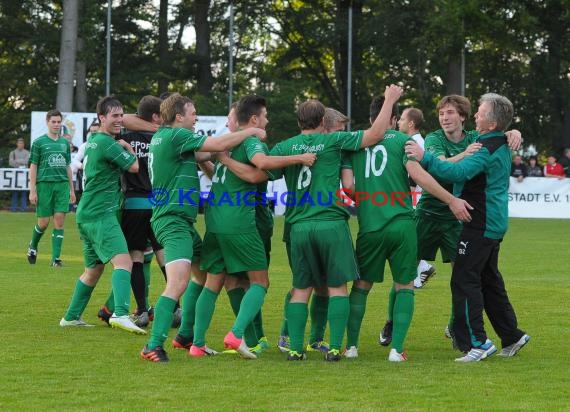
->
xmin=0 ymin=0 xmax=569 ymax=158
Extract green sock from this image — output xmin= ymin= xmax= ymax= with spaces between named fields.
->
xmin=232 ymin=284 xmax=266 ymax=338
xmin=328 ymin=296 xmax=349 ymax=351
xmin=252 ymin=310 xmax=265 ymax=339
xmin=143 ymin=252 xmax=153 ymax=309
xmin=279 ymin=290 xmax=292 ymax=336
xmin=286 ymin=302 xmax=308 ymax=353
xmin=30 ymin=224 xmax=44 ymax=250
xmin=104 ymin=291 xmax=115 ymax=313
xmin=392 ymin=289 xmax=415 ymax=353
xmin=387 ymin=286 xmax=396 ymax=321
xmin=147 ymin=295 xmax=176 ymax=350
xmin=193 ymin=287 xmax=219 ymax=347
xmin=308 ymin=294 xmax=328 ymax=343
xmin=51 ymin=228 xmax=64 ymax=262
xmin=111 ymin=268 xmax=131 ymax=316
xmin=346 ymin=287 xmax=369 ymax=348
xmin=227 ymin=288 xmax=245 ymax=317
xmin=177 ymin=281 xmax=203 ymax=339
xmin=63 ymin=280 xmax=95 ymax=320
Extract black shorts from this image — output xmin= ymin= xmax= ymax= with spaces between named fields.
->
xmin=120 ymin=209 xmax=162 ymax=252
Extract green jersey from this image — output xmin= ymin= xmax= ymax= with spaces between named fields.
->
xmin=76 ymin=132 xmax=136 ymax=223
xmin=255 ymin=181 xmax=274 ymax=231
xmin=205 ymin=137 xmax=267 ymax=234
xmin=29 ymin=134 xmax=70 ymax=182
xmin=342 ymin=130 xmax=413 ymax=235
xmin=270 ymin=130 xmax=364 ymax=224
xmin=149 ymin=126 xmax=207 ymax=223
xmin=416 ymin=129 xmax=478 ymax=221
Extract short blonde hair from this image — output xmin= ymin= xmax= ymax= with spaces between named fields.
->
xmin=324 ymin=108 xmax=349 ymax=132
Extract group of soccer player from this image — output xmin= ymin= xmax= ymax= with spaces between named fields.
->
xmin=44 ymin=81 xmax=529 ymax=363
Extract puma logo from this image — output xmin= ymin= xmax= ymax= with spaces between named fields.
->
xmin=459 ymin=241 xmax=469 ymax=248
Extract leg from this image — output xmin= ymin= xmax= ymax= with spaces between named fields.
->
xmin=191 ymin=271 xmax=225 ymax=354
xmin=307 ymin=285 xmax=329 ymax=349
xmin=346 ymin=279 xmax=372 ymax=350
xmin=51 ymin=212 xmax=66 ymax=264
xmin=287 ymin=287 xmax=313 ymax=356
xmin=60 ymin=264 xmax=105 ymax=325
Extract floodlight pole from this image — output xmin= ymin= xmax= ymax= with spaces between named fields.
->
xmin=228 ymin=0 xmax=235 ymax=109
xmin=105 ymin=0 xmax=111 ymax=96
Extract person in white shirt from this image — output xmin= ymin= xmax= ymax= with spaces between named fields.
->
xmin=398 ymin=107 xmax=436 ymax=288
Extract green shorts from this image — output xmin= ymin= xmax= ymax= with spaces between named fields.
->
xmin=229 ymin=225 xmax=273 ymax=278
xmin=356 ymin=218 xmax=417 ymax=284
xmin=151 ymin=215 xmax=202 ymax=265
xmin=415 ymin=213 xmax=462 ymax=263
xmin=36 ymin=181 xmax=69 ymax=217
xmin=289 ymin=220 xmax=358 ymax=289
xmin=78 ymin=215 xmax=128 ymax=268
xmin=200 ymin=231 xmax=267 ymax=275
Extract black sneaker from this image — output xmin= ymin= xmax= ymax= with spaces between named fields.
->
xmin=325 ymin=349 xmax=341 ymax=362
xmin=379 ymin=320 xmax=393 ymax=346
xmin=50 ymin=259 xmax=63 ymax=267
xmin=97 ymin=306 xmax=112 ymax=325
xmin=420 ymin=266 xmax=436 ymax=286
xmin=27 ymin=246 xmax=37 ymax=264
xmin=286 ymin=351 xmax=307 ymax=361
xmin=140 ymin=345 xmax=169 ymax=363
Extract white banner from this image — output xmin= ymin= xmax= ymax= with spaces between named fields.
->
xmin=31 ymin=111 xmax=228 ymax=148
xmin=0 ymin=168 xmax=29 ymax=191
xmin=508 ymin=177 xmax=570 ymax=218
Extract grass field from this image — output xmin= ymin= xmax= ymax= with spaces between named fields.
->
xmin=1 ymin=212 xmax=569 ymax=411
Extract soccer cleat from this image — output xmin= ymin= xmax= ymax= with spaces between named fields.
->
xmin=455 ymin=339 xmax=497 ymax=362
xmin=27 ymin=246 xmax=37 ymax=264
xmin=148 ymin=306 xmax=154 ymax=321
xmin=277 ymin=335 xmax=290 ymax=353
xmin=140 ymin=345 xmax=169 ymax=363
xmin=171 ymin=307 xmax=182 ymax=328
xmin=172 ymin=334 xmax=193 ymax=350
xmin=344 ymin=346 xmax=359 ymax=359
xmin=306 ymin=340 xmax=330 ymax=353
xmin=287 ymin=351 xmax=307 ymax=361
xmin=258 ymin=336 xmax=270 ymax=351
xmin=109 ymin=314 xmax=147 ymax=335
xmin=379 ymin=320 xmax=393 ymax=346
xmin=50 ymin=259 xmax=63 ymax=267
xmin=59 ymin=317 xmax=94 ymax=327
xmin=388 ymin=348 xmax=408 ymax=362
xmin=189 ymin=344 xmax=219 ymax=357
xmin=130 ymin=311 xmax=150 ymax=328
xmin=325 ymin=349 xmax=342 ymax=362
xmin=223 ymin=331 xmax=257 ymax=359
xmin=97 ymin=306 xmax=112 ymax=325
xmin=420 ymin=266 xmax=436 ymax=286
xmin=498 ymin=334 xmax=530 ymax=357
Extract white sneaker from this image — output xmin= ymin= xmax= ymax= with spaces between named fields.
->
xmin=344 ymin=346 xmax=359 ymax=358
xmin=413 ymin=275 xmax=423 ymax=288
xmin=109 ymin=314 xmax=147 ymax=335
xmin=388 ymin=348 xmax=407 ymax=362
xmin=498 ymin=334 xmax=530 ymax=357
xmin=60 ymin=317 xmax=94 ymax=327
xmin=455 ymin=339 xmax=496 ymax=362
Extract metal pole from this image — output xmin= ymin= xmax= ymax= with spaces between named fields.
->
xmin=228 ymin=1 xmax=234 ymax=109
xmin=346 ymin=3 xmax=353 ymax=131
xmin=105 ymin=0 xmax=111 ymax=96
xmin=460 ymin=46 xmax=465 ymax=96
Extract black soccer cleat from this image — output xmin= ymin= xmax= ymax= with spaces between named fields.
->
xmin=379 ymin=320 xmax=393 ymax=347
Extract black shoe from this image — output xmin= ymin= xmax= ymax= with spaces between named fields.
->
xmin=420 ymin=266 xmax=436 ymax=286
xmin=171 ymin=307 xmax=182 ymax=328
xmin=172 ymin=334 xmax=193 ymax=350
xmin=97 ymin=306 xmax=112 ymax=325
xmin=50 ymin=259 xmax=63 ymax=267
xmin=287 ymin=351 xmax=307 ymax=361
xmin=140 ymin=345 xmax=169 ymax=363
xmin=324 ymin=349 xmax=341 ymax=362
xmin=27 ymin=246 xmax=37 ymax=264
xmin=379 ymin=320 xmax=393 ymax=347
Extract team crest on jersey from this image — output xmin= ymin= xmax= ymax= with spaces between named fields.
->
xmin=48 ymin=153 xmax=66 ymax=167
xmin=86 ymin=142 xmax=98 ymax=149
xmin=122 ymin=152 xmax=131 ymax=159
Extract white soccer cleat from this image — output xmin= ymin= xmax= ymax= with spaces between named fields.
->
xmin=109 ymin=314 xmax=147 ymax=335
xmin=59 ymin=317 xmax=94 ymax=327
xmin=344 ymin=346 xmax=359 ymax=358
xmin=388 ymin=348 xmax=407 ymax=362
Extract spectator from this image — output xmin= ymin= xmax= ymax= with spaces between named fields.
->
xmin=527 ymin=156 xmax=542 ymax=177
xmin=558 ymin=148 xmax=570 ymax=177
xmin=510 ymin=154 xmax=527 ymax=182
xmin=544 ymin=155 xmax=565 ymax=179
xmin=9 ymin=137 xmax=30 ymax=212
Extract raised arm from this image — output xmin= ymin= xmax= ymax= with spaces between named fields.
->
xmin=360 ymin=84 xmax=403 ymax=148
xmin=199 ymin=127 xmax=266 ymax=152
xmin=249 ymin=152 xmax=316 ymax=170
xmin=123 ymin=114 xmax=159 ymax=133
